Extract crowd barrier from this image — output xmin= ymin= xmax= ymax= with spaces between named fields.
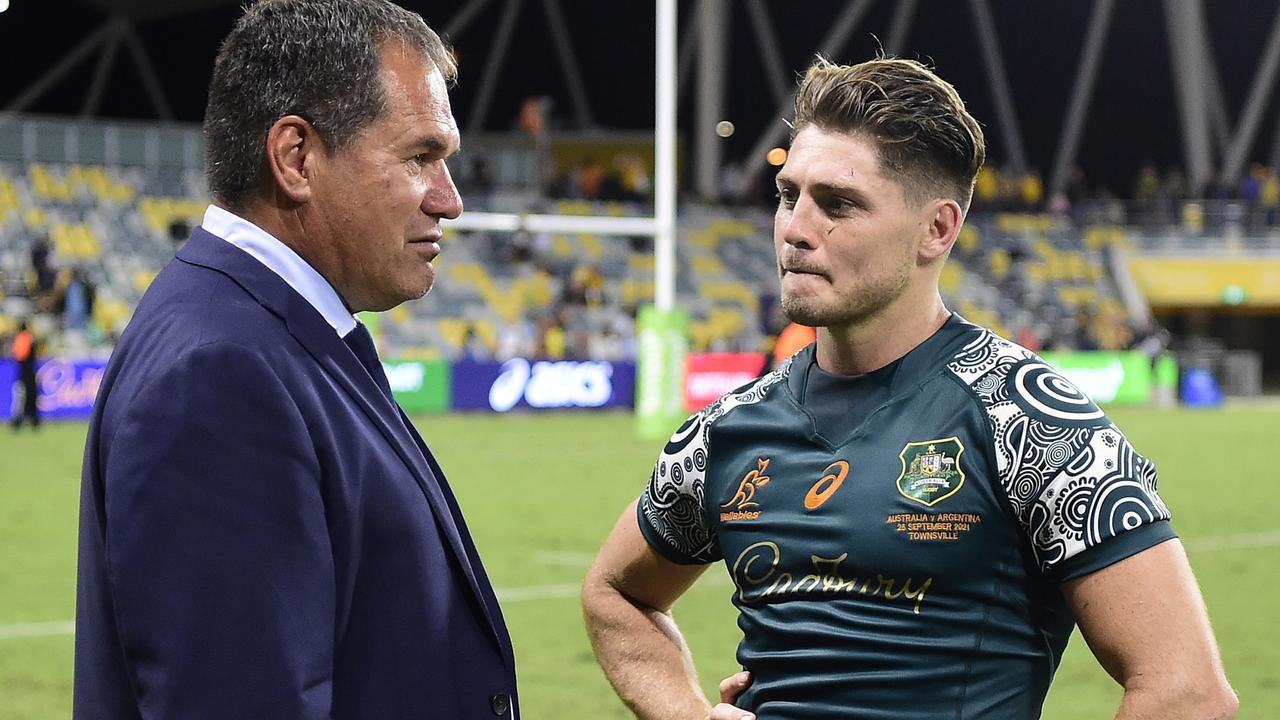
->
xmin=0 ymin=350 xmax=1172 ymax=422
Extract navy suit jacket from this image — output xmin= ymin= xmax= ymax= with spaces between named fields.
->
xmin=75 ymin=228 xmax=518 ymax=719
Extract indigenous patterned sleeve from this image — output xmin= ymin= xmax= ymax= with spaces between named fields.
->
xmin=636 ymin=410 xmax=721 ymax=565
xmin=949 ymin=332 xmax=1175 ymax=579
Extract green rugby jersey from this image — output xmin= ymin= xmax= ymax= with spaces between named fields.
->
xmin=637 ymin=315 xmax=1175 ymax=719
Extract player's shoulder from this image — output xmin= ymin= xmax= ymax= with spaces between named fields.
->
xmin=649 ymin=352 xmax=798 ymax=499
xmin=945 ymin=322 xmax=1109 ymax=429
xmin=701 ymin=351 xmax=798 ymax=429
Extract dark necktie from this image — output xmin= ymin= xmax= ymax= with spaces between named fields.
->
xmin=343 ymin=322 xmax=395 ymax=405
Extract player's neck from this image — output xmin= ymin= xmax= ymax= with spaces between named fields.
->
xmin=816 ymin=293 xmax=950 ymax=376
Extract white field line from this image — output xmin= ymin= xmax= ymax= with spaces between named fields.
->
xmin=1182 ymin=530 xmax=1280 ymax=552
xmin=0 ymin=620 xmax=75 ymax=640
xmin=3 ymin=529 xmax=1272 ymax=641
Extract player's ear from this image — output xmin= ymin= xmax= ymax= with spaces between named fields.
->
xmin=920 ymin=198 xmax=963 ymax=263
xmin=264 ymin=115 xmax=321 ymax=204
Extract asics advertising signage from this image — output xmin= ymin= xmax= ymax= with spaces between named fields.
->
xmin=451 ymin=358 xmax=636 ymax=412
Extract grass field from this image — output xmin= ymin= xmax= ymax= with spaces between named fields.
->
xmin=1 ymin=406 xmax=1277 ymax=719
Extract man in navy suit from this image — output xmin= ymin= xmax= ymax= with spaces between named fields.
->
xmin=74 ymin=1 xmax=518 ymax=717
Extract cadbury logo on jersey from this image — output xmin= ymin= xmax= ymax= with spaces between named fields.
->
xmin=720 ymin=457 xmax=772 ymax=521
xmin=897 ymin=437 xmax=967 ymax=507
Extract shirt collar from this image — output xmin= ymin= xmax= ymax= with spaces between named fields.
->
xmin=201 ymin=204 xmax=357 ymax=336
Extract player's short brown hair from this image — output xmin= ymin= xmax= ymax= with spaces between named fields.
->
xmin=792 ymin=56 xmax=986 ymax=210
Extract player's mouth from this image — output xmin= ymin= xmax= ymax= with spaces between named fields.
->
xmin=781 ymin=265 xmax=828 ymax=280
xmin=408 ymin=234 xmax=441 ymax=260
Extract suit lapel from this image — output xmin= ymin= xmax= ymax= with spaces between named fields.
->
xmin=176 ymin=229 xmax=506 ymax=653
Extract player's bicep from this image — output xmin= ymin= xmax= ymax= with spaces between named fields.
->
xmin=1063 ymin=539 xmax=1223 ymax=689
xmin=590 ymin=500 xmax=708 ymax=612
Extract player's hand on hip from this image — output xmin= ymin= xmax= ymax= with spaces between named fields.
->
xmin=706 ymin=670 xmax=754 ymax=720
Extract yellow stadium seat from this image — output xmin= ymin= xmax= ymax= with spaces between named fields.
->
xmin=388 ymin=304 xmax=411 ymax=326
xmin=554 ymin=200 xmax=593 ymax=216
xmin=699 ymin=280 xmax=758 ymax=311
xmin=692 ymin=255 xmax=725 ymax=275
xmin=939 ymin=262 xmax=964 ymax=293
xmin=686 ymin=230 xmax=717 ymax=249
xmin=628 ymin=254 xmax=655 ymax=272
xmin=621 ymin=279 xmax=654 ymax=306
xmin=94 ymin=297 xmax=132 ymax=332
xmin=987 ymin=248 xmax=1011 ymax=280
xmin=707 ymin=219 xmax=755 ymax=236
xmin=24 ymin=207 xmax=47 ymax=229
xmin=471 ymin=318 xmax=499 ymax=354
xmin=551 ymin=234 xmax=574 ymax=258
xmin=397 ymin=346 xmax=443 ymax=360
xmin=578 ymin=233 xmax=604 ymax=259
xmin=436 ymin=317 xmax=469 ymax=353
xmin=133 ymin=270 xmax=159 ymax=294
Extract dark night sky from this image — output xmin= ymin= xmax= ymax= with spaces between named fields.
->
xmin=1 ymin=0 xmax=1277 ymax=196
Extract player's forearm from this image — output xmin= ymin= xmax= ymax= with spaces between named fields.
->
xmin=582 ymin=579 xmax=710 ymax=720
xmin=1114 ymin=674 xmax=1238 ymax=720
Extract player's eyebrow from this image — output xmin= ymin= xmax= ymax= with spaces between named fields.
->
xmin=410 ymin=133 xmax=458 ymax=157
xmin=807 ymin=180 xmax=874 ymax=209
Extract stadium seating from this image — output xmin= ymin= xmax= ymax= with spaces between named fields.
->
xmin=0 ymin=158 xmax=1148 ymax=360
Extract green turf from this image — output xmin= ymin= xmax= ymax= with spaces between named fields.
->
xmin=1 ymin=407 xmax=1276 ymax=719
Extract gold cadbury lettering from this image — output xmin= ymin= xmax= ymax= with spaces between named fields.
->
xmin=732 ymin=542 xmax=932 ymax=614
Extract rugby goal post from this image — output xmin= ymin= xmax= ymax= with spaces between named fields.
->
xmin=443 ymin=0 xmax=685 ymax=438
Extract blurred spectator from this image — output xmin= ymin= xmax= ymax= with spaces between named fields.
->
xmin=497 ymin=317 xmax=537 ymax=360
xmin=27 ymin=236 xmax=59 ymax=312
xmin=536 ymin=313 xmax=567 ymax=359
xmin=613 ymin=153 xmax=652 ymax=203
xmin=517 ymin=95 xmax=549 ymax=137
xmin=508 ymin=228 xmax=535 ymax=265
xmin=573 ymin=263 xmax=605 ymax=307
xmin=576 ymin=158 xmax=606 ymax=199
xmin=462 ymin=324 xmax=491 ymax=361
xmin=10 ymin=320 xmax=40 ymax=430
xmin=1015 ymin=323 xmax=1042 ymax=352
xmin=772 ymin=322 xmax=816 ymax=368
xmin=588 ymin=326 xmax=625 ymax=361
xmin=560 ymin=263 xmax=605 ymax=308
xmin=1018 ymin=171 xmax=1044 ymax=209
xmin=1130 ymin=319 xmax=1171 ymax=362
xmin=1161 ymin=168 xmax=1188 ymax=203
xmin=559 ymin=273 xmax=589 ymax=307
xmin=1260 ymin=167 xmax=1280 ymax=225
xmin=59 ymin=267 xmax=96 ymax=332
xmin=1240 ymin=163 xmax=1263 ymax=205
xmin=1133 ymin=163 xmax=1160 ymax=203
xmin=465 ymin=150 xmax=495 ymax=208
xmin=973 ymin=165 xmax=999 ymax=208
xmin=169 ymin=220 xmax=190 ymax=246
xmin=1064 ymin=166 xmax=1089 ymax=207
xmin=997 ymin=167 xmax=1021 ymax=210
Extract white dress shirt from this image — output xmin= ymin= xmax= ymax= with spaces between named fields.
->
xmin=200 ymin=204 xmax=357 ymax=336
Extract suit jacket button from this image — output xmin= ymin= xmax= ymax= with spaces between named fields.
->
xmin=490 ymin=692 xmax=510 ymax=716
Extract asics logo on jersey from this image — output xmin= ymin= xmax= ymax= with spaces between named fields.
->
xmin=720 ymin=458 xmax=772 ymax=520
xmin=805 ymin=460 xmax=849 ymax=510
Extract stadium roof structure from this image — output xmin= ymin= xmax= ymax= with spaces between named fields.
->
xmin=2 ymin=0 xmax=1280 ymax=199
